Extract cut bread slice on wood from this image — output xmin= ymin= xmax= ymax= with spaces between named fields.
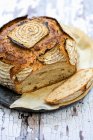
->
xmin=46 ymin=69 xmax=93 ymax=104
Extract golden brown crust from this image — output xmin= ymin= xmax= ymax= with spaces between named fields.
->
xmin=0 ymin=16 xmax=77 ymax=93
xmin=0 ymin=16 xmax=73 ymax=76
xmin=8 ymin=21 xmax=50 ymax=49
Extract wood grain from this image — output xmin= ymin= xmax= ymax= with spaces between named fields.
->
xmin=0 ymin=0 xmax=93 ymax=140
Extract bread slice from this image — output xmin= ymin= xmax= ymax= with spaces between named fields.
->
xmin=0 ymin=16 xmax=77 ymax=93
xmin=46 ymin=69 xmax=93 ymax=104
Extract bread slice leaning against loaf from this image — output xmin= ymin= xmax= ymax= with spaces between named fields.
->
xmin=46 ymin=69 xmax=93 ymax=104
xmin=0 ymin=16 xmax=77 ymax=94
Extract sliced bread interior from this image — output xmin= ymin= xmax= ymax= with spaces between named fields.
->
xmin=46 ymin=69 xmax=93 ymax=104
xmin=15 ymin=61 xmax=75 ymax=93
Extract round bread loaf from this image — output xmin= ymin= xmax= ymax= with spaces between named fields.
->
xmin=0 ymin=16 xmax=77 ymax=94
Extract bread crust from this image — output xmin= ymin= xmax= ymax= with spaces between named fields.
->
xmin=0 ymin=16 xmax=77 ymax=93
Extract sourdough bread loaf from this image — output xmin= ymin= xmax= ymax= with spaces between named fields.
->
xmin=46 ymin=69 xmax=93 ymax=104
xmin=0 ymin=16 xmax=77 ymax=94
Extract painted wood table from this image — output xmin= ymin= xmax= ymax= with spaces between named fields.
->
xmin=0 ymin=0 xmax=93 ymax=139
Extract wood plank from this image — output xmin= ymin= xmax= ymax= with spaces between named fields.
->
xmin=0 ymin=105 xmax=40 ymax=140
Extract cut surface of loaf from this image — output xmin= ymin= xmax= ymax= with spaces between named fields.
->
xmin=46 ymin=69 xmax=93 ymax=104
xmin=0 ymin=16 xmax=77 ymax=93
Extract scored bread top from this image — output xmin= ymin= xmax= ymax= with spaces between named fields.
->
xmin=0 ymin=16 xmax=76 ymax=77
xmin=8 ymin=20 xmax=49 ymax=49
xmin=46 ymin=69 xmax=93 ymax=104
